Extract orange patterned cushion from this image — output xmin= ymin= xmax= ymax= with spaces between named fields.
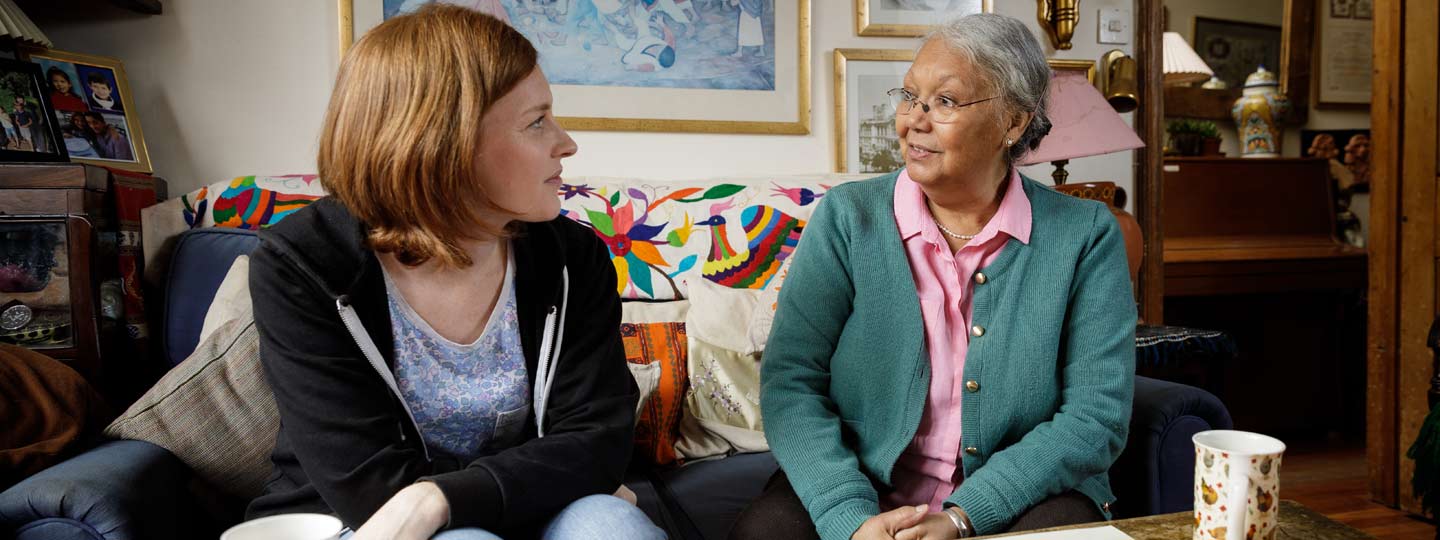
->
xmin=621 ymin=321 xmax=688 ymax=465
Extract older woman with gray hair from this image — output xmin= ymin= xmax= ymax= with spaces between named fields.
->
xmin=730 ymin=13 xmax=1136 ymax=540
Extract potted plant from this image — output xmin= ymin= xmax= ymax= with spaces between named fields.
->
xmin=1167 ymin=119 xmax=1222 ymax=157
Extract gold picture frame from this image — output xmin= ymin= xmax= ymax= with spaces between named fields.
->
xmin=833 ymin=48 xmax=914 ymax=173
xmin=1047 ymin=58 xmax=1096 ymax=85
xmin=338 ymin=0 xmax=811 ymax=135
xmin=856 ymin=0 xmax=992 ymax=38
xmin=23 ymin=49 xmax=153 ymax=173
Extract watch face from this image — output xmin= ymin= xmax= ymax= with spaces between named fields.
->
xmin=1 ymin=303 xmax=33 ymax=331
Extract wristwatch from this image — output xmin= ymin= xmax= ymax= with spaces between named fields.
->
xmin=944 ymin=506 xmax=975 ymax=538
xmin=0 ymin=299 xmax=32 ymax=331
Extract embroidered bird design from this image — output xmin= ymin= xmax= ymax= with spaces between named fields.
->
xmin=770 ymin=182 xmax=830 ymax=206
xmin=698 ymin=202 xmax=805 ymax=290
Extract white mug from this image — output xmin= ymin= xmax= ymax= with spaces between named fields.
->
xmin=221 ymin=513 xmax=343 ymax=540
xmin=1192 ymin=430 xmax=1285 ymax=540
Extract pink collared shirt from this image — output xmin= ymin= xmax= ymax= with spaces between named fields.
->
xmin=882 ymin=168 xmax=1032 ymax=511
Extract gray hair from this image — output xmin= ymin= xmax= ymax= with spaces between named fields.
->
xmin=925 ymin=13 xmax=1052 ymax=164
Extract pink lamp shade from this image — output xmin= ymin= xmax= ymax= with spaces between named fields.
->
xmin=1021 ymin=70 xmax=1145 ymax=168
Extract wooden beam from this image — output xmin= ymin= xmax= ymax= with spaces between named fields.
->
xmin=1367 ymin=0 xmax=1403 ymax=508
xmin=1279 ymin=0 xmax=1313 ymax=125
xmin=1136 ymin=0 xmax=1165 ymax=324
xmin=1397 ymin=0 xmax=1440 ymax=517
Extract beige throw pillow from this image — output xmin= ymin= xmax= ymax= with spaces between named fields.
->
xmin=674 ymin=281 xmax=768 ymax=460
xmin=103 ymin=315 xmax=277 ymax=499
xmin=198 ymin=255 xmax=251 ymax=346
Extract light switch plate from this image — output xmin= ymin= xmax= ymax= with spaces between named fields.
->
xmin=1098 ymin=8 xmax=1131 ymax=45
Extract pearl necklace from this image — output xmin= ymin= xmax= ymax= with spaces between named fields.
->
xmin=933 ymin=218 xmax=978 ymax=240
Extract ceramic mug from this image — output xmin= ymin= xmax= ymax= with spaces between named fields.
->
xmin=1192 ymin=430 xmax=1285 ymax=540
xmin=221 ymin=513 xmax=343 ymax=540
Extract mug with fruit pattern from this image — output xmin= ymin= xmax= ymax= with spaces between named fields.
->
xmin=1192 ymin=430 xmax=1285 ymax=540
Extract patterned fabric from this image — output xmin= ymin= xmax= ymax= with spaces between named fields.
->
xmin=620 ymin=320 xmax=688 ymax=465
xmin=385 ymin=256 xmax=529 ymax=463
xmin=181 ymin=175 xmax=326 ymax=230
xmin=559 ymin=175 xmax=868 ymax=300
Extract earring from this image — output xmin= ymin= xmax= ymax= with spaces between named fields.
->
xmin=1006 ymin=139 xmax=1013 ymax=146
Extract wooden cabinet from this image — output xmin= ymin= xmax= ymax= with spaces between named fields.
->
xmin=0 ymin=163 xmax=164 ymax=403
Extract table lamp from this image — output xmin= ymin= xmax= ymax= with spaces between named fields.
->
xmin=1021 ymin=70 xmax=1145 ymax=185
xmin=1162 ymin=32 xmax=1213 ymax=85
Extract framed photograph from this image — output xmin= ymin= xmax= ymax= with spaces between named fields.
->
xmin=1316 ymin=1 xmax=1372 ymax=107
xmin=855 ymin=0 xmax=990 ymax=37
xmin=341 ymin=0 xmax=811 ymax=135
xmin=23 ymin=49 xmax=151 ymax=173
xmin=1192 ymin=17 xmax=1281 ymax=91
xmin=833 ymin=48 xmax=912 ymax=173
xmin=0 ymin=58 xmax=67 ymax=164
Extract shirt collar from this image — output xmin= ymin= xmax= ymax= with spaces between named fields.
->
xmin=893 ymin=167 xmax=1032 ymax=246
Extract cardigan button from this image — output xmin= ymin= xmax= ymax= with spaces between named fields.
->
xmin=966 ymin=380 xmax=980 ymax=392
xmin=1103 ymin=502 xmax=1113 ymax=513
xmin=974 ymin=272 xmax=987 ymax=284
xmin=971 ymin=325 xmax=985 ymax=337
xmin=964 ymin=446 xmax=979 ymax=456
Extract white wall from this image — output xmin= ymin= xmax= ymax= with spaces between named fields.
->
xmin=1165 ymin=0 xmax=1371 ymax=157
xmin=31 ymin=0 xmax=1140 ymax=205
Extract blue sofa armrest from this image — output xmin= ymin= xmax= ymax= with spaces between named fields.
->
xmin=0 ymin=440 xmax=215 ymax=540
xmin=1110 ymin=375 xmax=1233 ymax=518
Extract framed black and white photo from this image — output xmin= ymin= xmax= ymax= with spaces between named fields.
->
xmin=854 ymin=0 xmax=989 ymax=37
xmin=833 ymin=48 xmax=913 ymax=173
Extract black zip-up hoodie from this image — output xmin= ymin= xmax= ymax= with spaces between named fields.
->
xmin=244 ymin=198 xmax=637 ymax=535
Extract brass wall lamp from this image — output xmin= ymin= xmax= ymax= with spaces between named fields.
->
xmin=1100 ymin=49 xmax=1138 ymax=113
xmin=1038 ymin=0 xmax=1079 ymax=50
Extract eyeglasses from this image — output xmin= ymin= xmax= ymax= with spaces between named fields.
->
xmin=886 ymin=88 xmax=998 ymax=123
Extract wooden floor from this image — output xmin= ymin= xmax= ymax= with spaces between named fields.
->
xmin=1283 ymin=442 xmax=1435 ymax=539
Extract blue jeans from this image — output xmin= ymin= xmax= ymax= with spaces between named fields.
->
xmin=342 ymin=495 xmax=666 ymax=540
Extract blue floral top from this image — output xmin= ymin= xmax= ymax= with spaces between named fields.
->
xmin=383 ymin=250 xmax=530 ymax=463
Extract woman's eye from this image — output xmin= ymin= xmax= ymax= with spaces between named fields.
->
xmin=937 ymin=96 xmax=957 ymax=108
xmin=529 ymin=115 xmax=546 ymax=129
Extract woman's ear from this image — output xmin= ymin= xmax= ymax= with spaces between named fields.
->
xmin=1007 ymin=111 xmax=1034 ymax=144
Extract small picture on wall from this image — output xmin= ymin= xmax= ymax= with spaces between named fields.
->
xmin=856 ymin=0 xmax=989 ymax=37
xmin=25 ymin=49 xmax=151 ymax=173
xmin=833 ymin=48 xmax=913 ymax=173
xmin=0 ymin=58 xmax=67 ymax=163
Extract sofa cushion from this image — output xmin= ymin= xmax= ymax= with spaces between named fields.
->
xmin=104 ymin=315 xmax=276 ymax=499
xmin=621 ymin=301 xmax=691 ymax=465
xmin=161 ymin=228 xmax=259 ymax=367
xmin=197 ymin=255 xmax=251 ymax=347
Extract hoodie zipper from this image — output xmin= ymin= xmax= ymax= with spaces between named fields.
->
xmin=335 ymin=295 xmax=432 ymax=462
xmin=532 ymin=268 xmax=570 ymax=438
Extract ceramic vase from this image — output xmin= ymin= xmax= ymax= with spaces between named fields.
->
xmin=1230 ymin=66 xmax=1290 ymax=158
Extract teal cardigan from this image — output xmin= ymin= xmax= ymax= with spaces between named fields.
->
xmin=760 ymin=172 xmax=1136 ymax=539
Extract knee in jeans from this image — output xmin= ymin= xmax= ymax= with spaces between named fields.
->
xmin=547 ymin=494 xmax=665 ymax=540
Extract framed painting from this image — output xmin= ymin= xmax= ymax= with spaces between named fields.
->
xmin=0 ymin=58 xmax=68 ymax=164
xmin=855 ymin=0 xmax=990 ymax=38
xmin=340 ymin=0 xmax=811 ymax=134
xmin=23 ymin=49 xmax=151 ymax=173
xmin=833 ymin=48 xmax=913 ymax=173
xmin=1192 ymin=17 xmax=1282 ymax=91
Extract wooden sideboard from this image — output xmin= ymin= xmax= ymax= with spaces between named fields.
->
xmin=1162 ymin=157 xmax=1366 ymax=296
xmin=1160 ymin=157 xmax=1366 ymax=438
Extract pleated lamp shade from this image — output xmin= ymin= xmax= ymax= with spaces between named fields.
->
xmin=1163 ymin=32 xmax=1212 ymax=85
xmin=0 ymin=0 xmax=50 ymax=48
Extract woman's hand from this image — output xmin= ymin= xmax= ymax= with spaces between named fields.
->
xmin=852 ymin=505 xmax=929 ymax=540
xmin=895 ymin=512 xmax=960 ymax=540
xmin=351 ymin=482 xmax=450 ymax=540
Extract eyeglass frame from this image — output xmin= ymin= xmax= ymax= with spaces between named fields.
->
xmin=886 ymin=88 xmax=1000 ymax=123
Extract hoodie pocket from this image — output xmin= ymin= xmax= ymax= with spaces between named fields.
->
xmin=491 ymin=403 xmax=530 ymax=448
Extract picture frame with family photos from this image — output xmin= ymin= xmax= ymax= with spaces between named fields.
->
xmin=23 ymin=49 xmax=151 ymax=173
xmin=0 ymin=58 xmax=68 ymax=164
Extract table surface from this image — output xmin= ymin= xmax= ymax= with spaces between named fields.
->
xmin=986 ymin=500 xmax=1373 ymax=539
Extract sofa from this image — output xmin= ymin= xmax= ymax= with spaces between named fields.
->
xmin=0 ymin=174 xmax=1233 ymax=540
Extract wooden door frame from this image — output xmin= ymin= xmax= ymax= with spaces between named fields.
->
xmin=1367 ymin=0 xmax=1402 ymax=509
xmin=1136 ymin=0 xmax=1165 ymax=324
